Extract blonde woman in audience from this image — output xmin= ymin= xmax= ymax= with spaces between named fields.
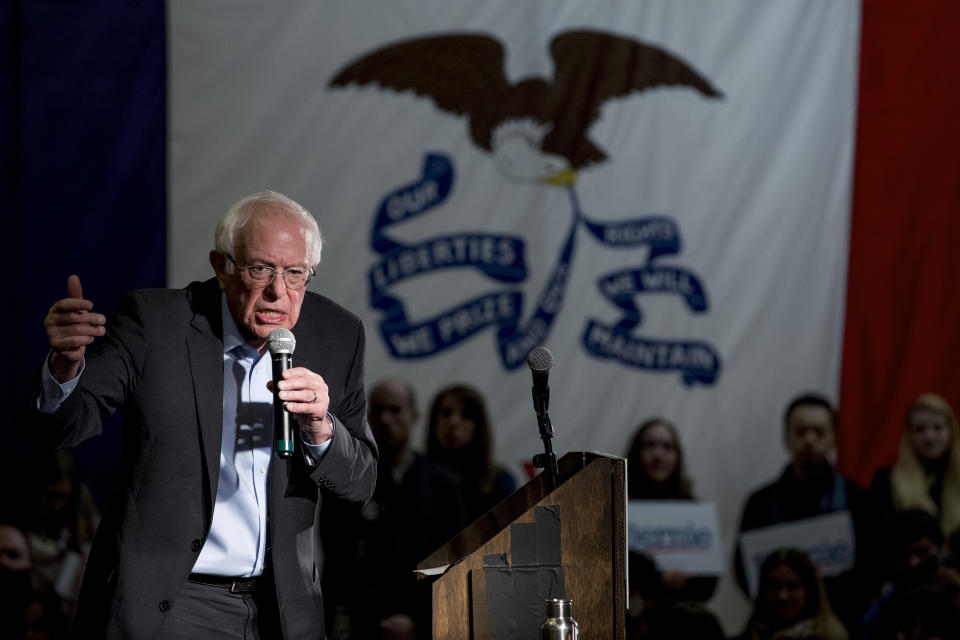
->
xmin=733 ymin=548 xmax=848 ymax=640
xmin=869 ymin=392 xmax=960 ymax=538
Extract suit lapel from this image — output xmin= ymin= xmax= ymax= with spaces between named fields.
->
xmin=186 ymin=281 xmax=226 ymax=527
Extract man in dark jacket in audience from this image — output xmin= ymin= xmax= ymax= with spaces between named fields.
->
xmin=734 ymin=393 xmax=877 ymax=632
xmin=321 ymin=378 xmax=467 ymax=639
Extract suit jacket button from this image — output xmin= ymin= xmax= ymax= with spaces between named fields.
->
xmin=159 ymin=600 xmax=171 ymax=612
xmin=191 ymin=539 xmax=202 ymax=552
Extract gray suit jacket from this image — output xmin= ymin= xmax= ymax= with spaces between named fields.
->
xmin=32 ymin=278 xmax=378 ymax=639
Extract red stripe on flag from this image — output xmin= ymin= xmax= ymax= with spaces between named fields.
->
xmin=839 ymin=1 xmax=960 ymax=486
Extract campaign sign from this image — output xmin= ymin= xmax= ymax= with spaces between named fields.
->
xmin=739 ymin=510 xmax=855 ymax=597
xmin=628 ymin=501 xmax=724 ymax=575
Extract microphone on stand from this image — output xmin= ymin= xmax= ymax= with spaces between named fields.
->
xmin=527 ymin=346 xmax=559 ymax=491
xmin=267 ymin=328 xmax=296 ymax=458
xmin=529 ymin=346 xmax=551 ymax=417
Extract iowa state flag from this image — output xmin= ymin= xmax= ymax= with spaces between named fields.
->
xmin=10 ymin=0 xmax=960 ymax=628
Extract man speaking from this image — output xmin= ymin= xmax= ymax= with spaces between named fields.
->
xmin=33 ymin=191 xmax=378 ymax=638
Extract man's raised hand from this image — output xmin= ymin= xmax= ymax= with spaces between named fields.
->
xmin=45 ymin=275 xmax=106 ymax=382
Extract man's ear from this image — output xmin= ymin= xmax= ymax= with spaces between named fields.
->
xmin=210 ymin=251 xmax=228 ymax=290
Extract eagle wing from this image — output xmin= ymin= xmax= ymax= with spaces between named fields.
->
xmin=329 ymin=34 xmax=511 ymax=116
xmin=543 ymin=30 xmax=722 ymax=168
xmin=550 ymin=30 xmax=722 ymax=107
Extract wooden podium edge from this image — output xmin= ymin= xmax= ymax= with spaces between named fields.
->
xmin=424 ymin=452 xmax=627 ymax=639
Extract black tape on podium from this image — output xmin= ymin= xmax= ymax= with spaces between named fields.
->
xmin=483 ymin=505 xmax=565 ymax=639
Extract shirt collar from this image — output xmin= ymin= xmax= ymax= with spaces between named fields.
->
xmin=221 ymin=294 xmax=254 ymax=357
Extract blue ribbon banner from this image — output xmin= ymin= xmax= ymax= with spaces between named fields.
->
xmin=368 ymin=153 xmax=721 ymax=383
xmin=369 ymin=153 xmax=530 ymax=364
xmin=574 ymin=192 xmax=721 ymax=384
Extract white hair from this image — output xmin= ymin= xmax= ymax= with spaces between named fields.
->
xmin=214 ymin=190 xmax=323 ymax=268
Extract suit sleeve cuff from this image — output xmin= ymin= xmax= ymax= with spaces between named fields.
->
xmin=36 ymin=352 xmax=84 ymax=414
xmin=300 ymin=413 xmax=335 ymax=466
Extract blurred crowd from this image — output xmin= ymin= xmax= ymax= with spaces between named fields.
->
xmin=2 ymin=450 xmax=99 ymax=639
xmin=5 ymin=385 xmax=959 ymax=639
xmin=626 ymin=392 xmax=960 ymax=640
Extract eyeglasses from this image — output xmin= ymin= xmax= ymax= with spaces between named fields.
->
xmin=225 ymin=254 xmax=314 ymax=289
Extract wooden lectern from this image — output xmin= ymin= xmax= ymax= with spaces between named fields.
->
xmin=417 ymin=451 xmax=627 ymax=639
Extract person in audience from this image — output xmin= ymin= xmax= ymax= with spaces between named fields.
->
xmin=624 ymin=417 xmax=717 ymax=639
xmin=946 ymin=528 xmax=960 ymax=571
xmin=0 ymin=523 xmax=34 ymax=632
xmin=890 ymin=580 xmax=960 ymax=640
xmin=625 ymin=551 xmax=661 ymax=640
xmin=734 ymin=393 xmax=875 ymax=630
xmin=862 ymin=509 xmax=953 ymax=640
xmin=322 ymin=378 xmax=467 ymax=640
xmin=644 ymin=601 xmax=725 ymax=640
xmin=21 ymin=450 xmax=99 ymax=615
xmin=626 ymin=417 xmax=694 ymax=500
xmin=733 ymin=548 xmax=848 ymax=640
xmin=425 ymin=384 xmax=516 ymax=523
xmin=0 ymin=523 xmax=68 ymax=640
xmin=869 ymin=392 xmax=960 ymax=539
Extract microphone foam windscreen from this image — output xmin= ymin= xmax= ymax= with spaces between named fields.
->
xmin=267 ymin=328 xmax=296 ymax=354
xmin=526 ymin=346 xmax=554 ymax=373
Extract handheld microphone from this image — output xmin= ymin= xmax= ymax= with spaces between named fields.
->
xmin=267 ymin=328 xmax=296 ymax=458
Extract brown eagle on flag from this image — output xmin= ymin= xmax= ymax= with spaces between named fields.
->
xmin=330 ymin=30 xmax=722 ymax=185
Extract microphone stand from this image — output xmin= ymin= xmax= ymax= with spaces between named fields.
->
xmin=532 ymin=390 xmax=559 ymax=492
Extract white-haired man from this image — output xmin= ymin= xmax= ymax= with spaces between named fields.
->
xmin=34 ymin=191 xmax=378 ymax=639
